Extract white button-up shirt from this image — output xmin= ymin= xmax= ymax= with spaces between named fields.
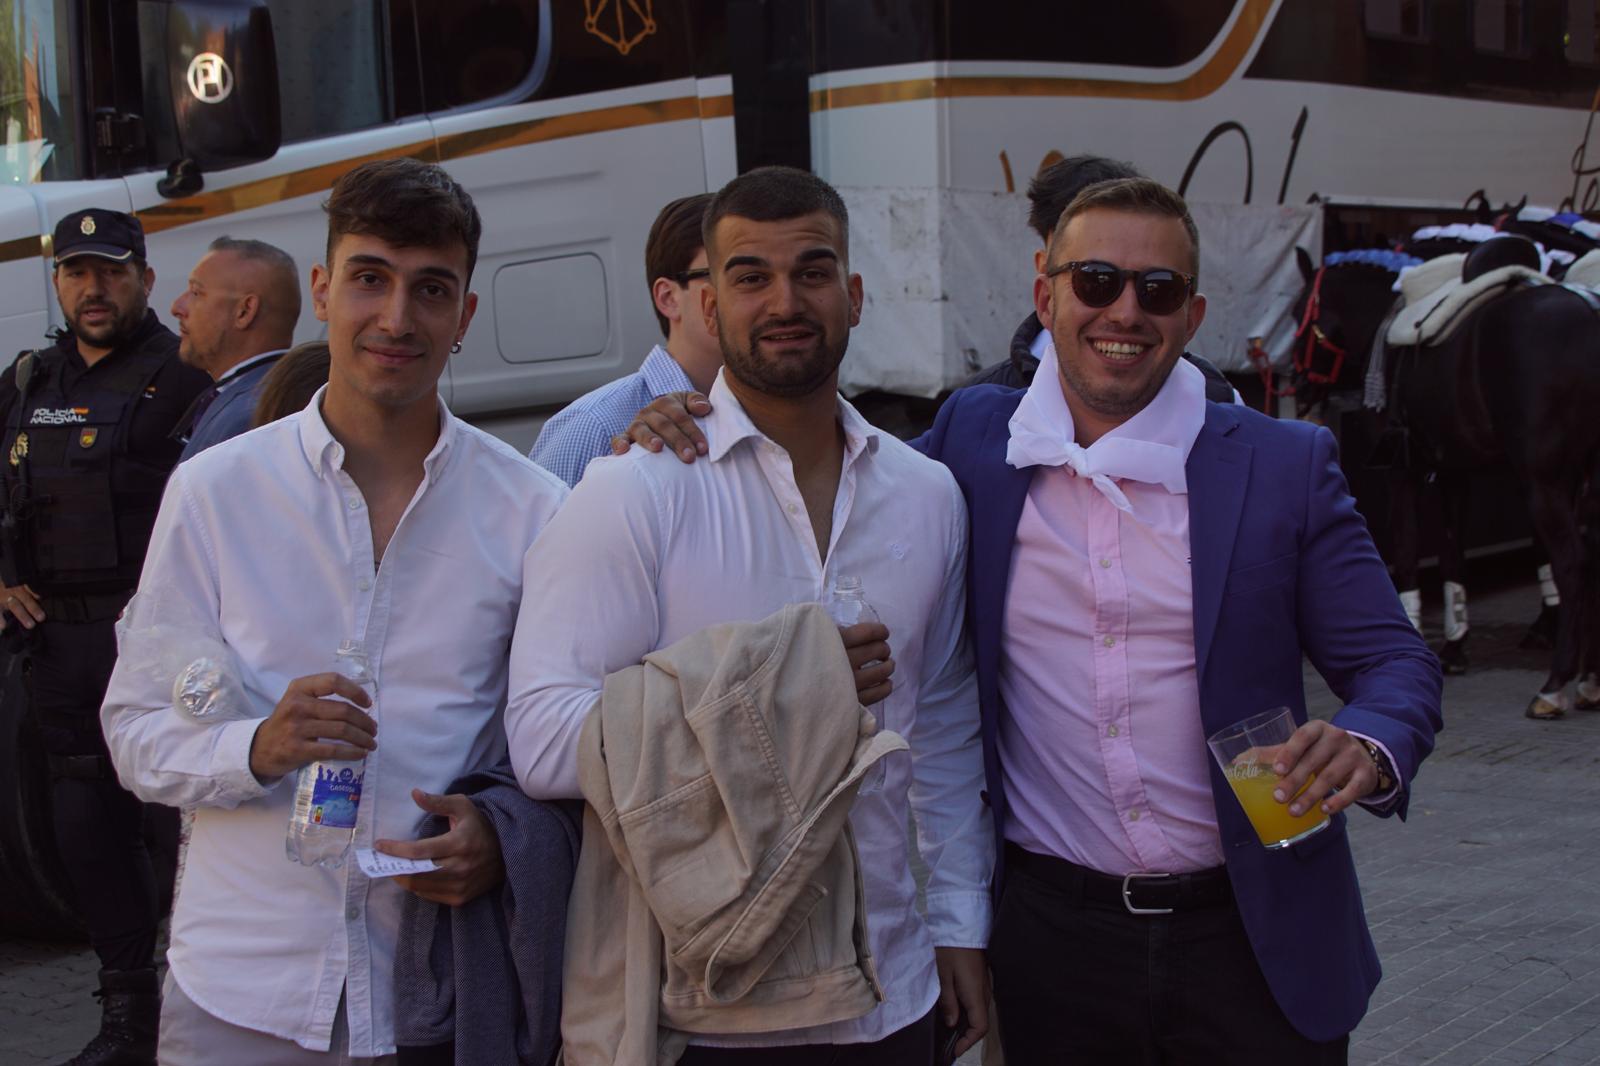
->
xmin=505 ymin=371 xmax=993 ymax=1047
xmin=101 ymin=390 xmax=567 ymax=1055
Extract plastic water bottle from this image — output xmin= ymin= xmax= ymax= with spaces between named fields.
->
xmin=826 ymin=576 xmax=887 ymax=794
xmin=285 ymin=641 xmax=373 ymax=868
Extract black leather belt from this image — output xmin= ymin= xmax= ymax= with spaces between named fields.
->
xmin=1006 ymin=842 xmax=1233 ymax=916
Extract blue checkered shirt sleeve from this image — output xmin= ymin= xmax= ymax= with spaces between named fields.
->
xmin=529 ymin=347 xmax=694 ymax=487
xmin=530 ymin=405 xmax=622 ymax=488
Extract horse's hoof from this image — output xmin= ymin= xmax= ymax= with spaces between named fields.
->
xmin=1438 ymin=640 xmax=1470 ymax=676
xmin=1526 ymin=695 xmax=1566 ymax=720
xmin=1578 ymin=678 xmax=1600 ymax=712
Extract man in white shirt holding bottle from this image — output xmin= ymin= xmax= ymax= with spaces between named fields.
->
xmin=505 ymin=165 xmax=993 ymax=1063
xmin=101 ymin=158 xmax=568 ymax=1063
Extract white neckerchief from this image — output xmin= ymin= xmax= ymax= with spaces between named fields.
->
xmin=1006 ymin=334 xmax=1206 ymax=519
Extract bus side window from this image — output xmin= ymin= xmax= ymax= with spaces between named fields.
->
xmin=267 ymin=1 xmax=394 ymax=142
xmin=405 ymin=0 xmax=544 ymax=112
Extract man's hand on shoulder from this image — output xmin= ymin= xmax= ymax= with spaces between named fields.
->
xmin=248 ymin=673 xmax=376 ymax=781
xmin=609 ymin=390 xmax=711 ymax=463
xmin=1270 ymin=719 xmax=1381 ymax=816
xmin=379 ymin=789 xmax=504 ymax=907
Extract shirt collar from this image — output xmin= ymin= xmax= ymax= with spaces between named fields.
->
xmin=640 ymin=344 xmax=695 ymax=399
xmin=215 ymin=348 xmax=287 ymax=390
xmin=702 ymin=369 xmax=881 ymax=466
xmin=297 ymin=386 xmax=458 ymax=480
xmin=1028 ymin=322 xmax=1052 ymax=361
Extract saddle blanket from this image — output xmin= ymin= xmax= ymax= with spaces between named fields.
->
xmin=1387 ymin=263 xmax=1549 ymax=348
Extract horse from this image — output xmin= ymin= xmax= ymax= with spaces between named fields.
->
xmin=1290 ymin=241 xmax=1600 ymax=719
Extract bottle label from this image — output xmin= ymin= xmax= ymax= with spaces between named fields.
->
xmin=305 ymin=764 xmax=364 ymax=829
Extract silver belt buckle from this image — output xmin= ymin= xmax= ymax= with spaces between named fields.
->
xmin=1121 ymin=872 xmax=1176 ymax=915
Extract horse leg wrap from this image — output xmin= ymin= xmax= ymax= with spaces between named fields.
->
xmin=1538 ymin=563 xmax=1560 ymax=606
xmin=1399 ymin=588 xmax=1423 ymax=632
xmin=1442 ymin=581 xmax=1469 ymax=642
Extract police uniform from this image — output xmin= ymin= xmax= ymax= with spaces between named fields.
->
xmin=0 ymin=209 xmax=208 ymax=1066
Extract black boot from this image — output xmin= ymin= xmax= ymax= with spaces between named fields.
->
xmin=59 ymin=968 xmax=159 ymax=1066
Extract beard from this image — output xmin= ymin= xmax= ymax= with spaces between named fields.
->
xmin=1052 ymin=324 xmax=1177 ymax=423
xmin=719 ymin=314 xmax=848 ymax=399
xmin=67 ymin=297 xmax=148 ymax=352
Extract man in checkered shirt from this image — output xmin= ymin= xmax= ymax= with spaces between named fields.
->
xmin=529 ymin=194 xmax=724 ymax=486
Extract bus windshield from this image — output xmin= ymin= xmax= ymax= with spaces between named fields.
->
xmin=1 ymin=0 xmax=79 ymax=184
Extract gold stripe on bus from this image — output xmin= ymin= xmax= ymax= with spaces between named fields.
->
xmin=810 ymin=0 xmax=1273 ymax=111
xmin=698 ymin=94 xmax=735 ymax=120
xmin=0 ymin=234 xmax=46 ymax=265
xmin=141 ymin=96 xmax=715 ymax=237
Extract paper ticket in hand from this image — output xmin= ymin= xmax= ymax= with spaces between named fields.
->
xmin=355 ymin=848 xmax=438 ymax=879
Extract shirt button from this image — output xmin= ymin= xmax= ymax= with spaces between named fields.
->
xmin=1128 ymin=810 xmax=1140 ymax=822
xmin=1100 ymin=558 xmax=1112 ymax=568
xmin=1103 ymin=635 xmax=1116 ymax=648
xmin=787 ymin=503 xmax=798 ymax=514
xmin=358 ymin=578 xmax=372 ymax=591
xmin=347 ymin=498 xmax=361 ymax=511
xmin=1107 ymin=725 xmax=1119 ymax=738
xmin=346 ymin=906 xmax=360 ymax=920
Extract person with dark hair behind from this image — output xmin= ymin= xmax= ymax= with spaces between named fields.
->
xmin=530 ymin=193 xmax=724 ymax=486
xmin=102 ymin=158 xmax=571 ymax=1065
xmin=251 ymin=341 xmax=331 ymax=428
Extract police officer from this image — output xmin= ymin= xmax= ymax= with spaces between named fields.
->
xmin=0 ymin=208 xmax=208 ymax=1066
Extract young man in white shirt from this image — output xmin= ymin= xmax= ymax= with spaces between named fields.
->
xmin=530 ymin=193 xmax=725 ymax=486
xmin=101 ymin=158 xmax=568 ymax=1064
xmin=506 ymin=166 xmax=993 ymax=1063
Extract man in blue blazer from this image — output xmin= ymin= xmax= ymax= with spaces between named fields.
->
xmin=170 ymin=237 xmax=299 ymax=459
xmin=918 ymin=179 xmax=1440 ymax=1062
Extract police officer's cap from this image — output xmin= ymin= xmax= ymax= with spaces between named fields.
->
xmin=53 ymin=208 xmax=147 ymax=267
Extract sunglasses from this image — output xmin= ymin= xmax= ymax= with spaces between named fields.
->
xmin=670 ymin=268 xmax=711 ymax=286
xmin=1045 ymin=260 xmax=1196 ymax=316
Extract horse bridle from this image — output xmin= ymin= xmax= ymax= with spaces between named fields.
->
xmin=1293 ymin=265 xmax=1348 ymax=385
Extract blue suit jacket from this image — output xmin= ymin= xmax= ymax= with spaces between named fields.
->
xmin=178 ymin=355 xmax=282 ymax=462
xmin=917 ymin=384 xmax=1442 ymax=1042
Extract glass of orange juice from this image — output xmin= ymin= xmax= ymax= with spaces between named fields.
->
xmin=1206 ymin=707 xmax=1330 ymax=849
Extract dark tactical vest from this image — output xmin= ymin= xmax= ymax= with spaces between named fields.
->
xmin=2 ymin=331 xmax=174 ymax=603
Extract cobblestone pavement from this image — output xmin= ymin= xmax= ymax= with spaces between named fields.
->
xmin=2 ymin=552 xmax=1595 ymax=1065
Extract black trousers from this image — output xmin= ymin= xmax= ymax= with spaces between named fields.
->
xmin=32 ymin=618 xmax=176 ymax=972
xmin=674 ymin=1009 xmax=934 ymax=1065
xmin=989 ymin=848 xmax=1348 ymax=1066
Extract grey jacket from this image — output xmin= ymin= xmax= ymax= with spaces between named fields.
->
xmin=394 ymin=762 xmax=580 ymax=1066
xmin=560 ymin=603 xmax=906 ymax=1066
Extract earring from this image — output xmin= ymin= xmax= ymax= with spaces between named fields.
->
xmin=450 ymin=341 xmax=463 ymax=353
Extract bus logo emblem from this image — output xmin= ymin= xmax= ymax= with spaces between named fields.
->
xmin=186 ymin=53 xmax=234 ymax=104
xmin=584 ymin=0 xmax=656 ymax=56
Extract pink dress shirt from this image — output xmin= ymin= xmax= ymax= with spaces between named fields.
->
xmin=999 ymin=356 xmax=1227 ymax=875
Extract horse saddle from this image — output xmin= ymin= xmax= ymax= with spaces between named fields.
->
xmin=1563 ymin=248 xmax=1600 ymax=291
xmin=1386 ymin=259 xmax=1549 ymax=348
